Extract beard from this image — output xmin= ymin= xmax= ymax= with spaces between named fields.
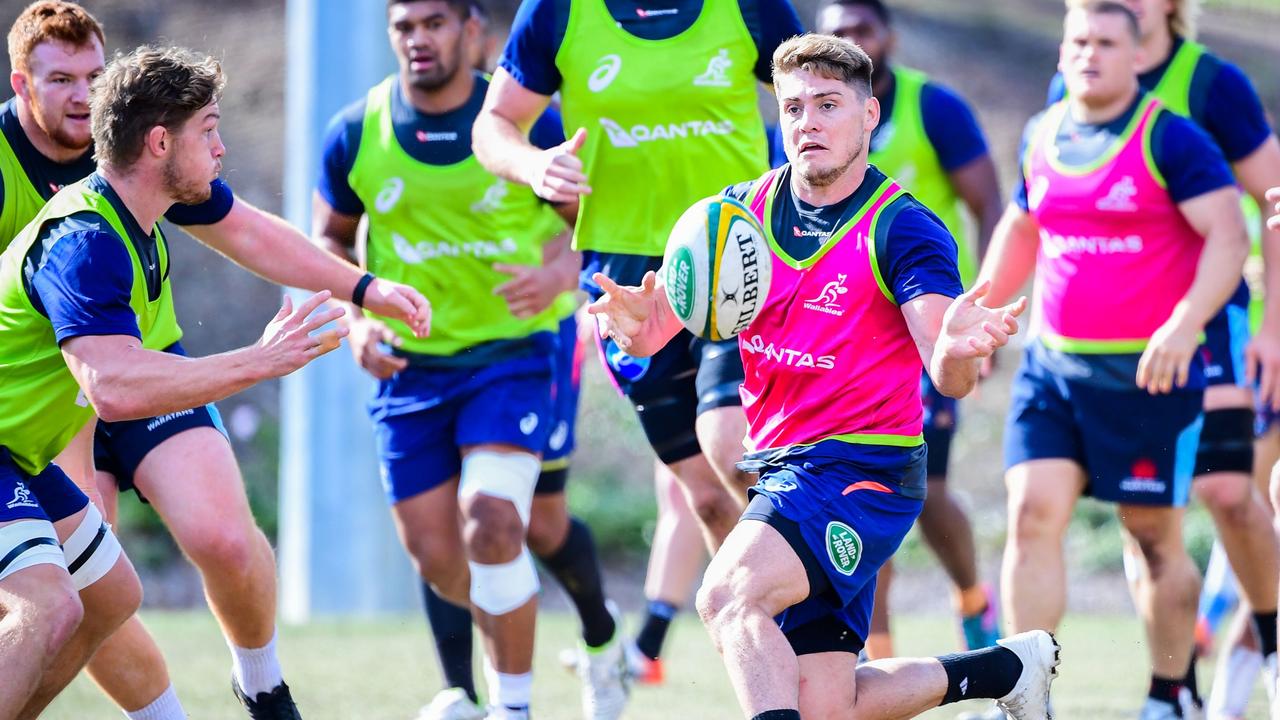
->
xmin=162 ymin=153 xmax=215 ymax=206
xmin=30 ymin=101 xmax=91 ymax=154
xmin=408 ymin=44 xmax=463 ymax=92
xmin=797 ymin=135 xmax=863 ymax=188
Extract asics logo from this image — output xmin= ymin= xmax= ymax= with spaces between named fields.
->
xmin=375 ymin=177 xmax=405 ymax=214
xmin=519 ymin=412 xmax=539 ymax=436
xmin=588 ymin=54 xmax=622 ymax=93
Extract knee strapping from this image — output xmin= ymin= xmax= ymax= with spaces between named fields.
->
xmin=1195 ymin=408 xmax=1255 ymax=476
xmin=63 ymin=503 xmax=121 ymax=591
xmin=469 ymin=548 xmax=540 ymax=615
xmin=0 ymin=519 xmax=63 ymax=582
xmin=460 ymin=451 xmax=540 ymax=526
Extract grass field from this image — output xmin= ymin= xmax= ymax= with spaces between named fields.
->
xmin=43 ymin=610 xmax=1270 ymax=719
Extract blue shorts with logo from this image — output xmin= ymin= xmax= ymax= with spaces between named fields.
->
xmin=921 ymin=372 xmax=957 ymax=478
xmin=93 ymin=341 xmax=228 ymax=500
xmin=743 ymin=440 xmax=926 ymax=648
xmin=95 ymin=404 xmax=226 ymax=500
xmin=537 ymin=314 xmax=583 ymax=495
xmin=0 ymin=448 xmax=89 ymax=524
xmin=369 ymin=336 xmax=555 ymax=505
xmin=1005 ymin=343 xmax=1204 ymax=507
xmin=1201 ymin=296 xmax=1251 ymax=389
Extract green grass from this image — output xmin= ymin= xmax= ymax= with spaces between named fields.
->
xmin=43 ymin=610 xmax=1270 ymax=719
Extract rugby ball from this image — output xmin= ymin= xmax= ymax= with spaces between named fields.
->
xmin=662 ymin=195 xmax=771 ymax=341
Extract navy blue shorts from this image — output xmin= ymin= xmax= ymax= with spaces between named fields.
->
xmin=920 ymin=372 xmax=957 ymax=478
xmin=1201 ymin=302 xmax=1251 ymax=389
xmin=1005 ymin=346 xmax=1204 ymax=507
xmin=369 ymin=348 xmax=554 ymax=505
xmin=0 ymin=448 xmax=89 ymax=524
xmin=537 ymin=315 xmax=583 ymax=495
xmin=743 ymin=441 xmax=926 ymax=648
xmin=94 ymin=404 xmax=226 ymax=500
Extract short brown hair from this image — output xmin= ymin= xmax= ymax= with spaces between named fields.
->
xmin=90 ymin=46 xmax=225 ymax=170
xmin=1068 ymin=1 xmax=1140 ymax=41
xmin=7 ymin=1 xmax=104 ymax=74
xmin=771 ymin=33 xmax=872 ymax=96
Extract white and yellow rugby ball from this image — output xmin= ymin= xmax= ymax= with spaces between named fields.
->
xmin=662 ymin=195 xmax=771 ymax=341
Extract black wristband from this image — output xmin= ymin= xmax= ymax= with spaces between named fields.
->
xmin=351 ymin=272 xmax=375 ymax=308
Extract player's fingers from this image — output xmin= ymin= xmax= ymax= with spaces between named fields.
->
xmin=309 ymin=327 xmax=348 ymax=356
xmin=959 ymin=280 xmax=990 ymax=307
xmin=981 ymin=321 xmax=1010 ymax=347
xmin=300 ymin=306 xmax=347 ymax=334
xmin=550 ymin=154 xmax=587 ymax=177
xmin=291 ymin=290 xmax=333 ymax=323
xmin=641 ymin=271 xmax=658 ymax=292
xmin=491 ymin=263 xmax=532 ymax=278
xmin=565 ymin=127 xmax=587 ymax=154
xmin=1136 ymin=348 xmax=1154 ymax=389
xmin=1175 ymin=353 xmax=1191 ymax=389
xmin=593 ymin=272 xmax=624 ymax=297
xmin=1266 ymin=186 xmax=1280 ymax=203
xmin=273 ymin=294 xmax=293 ymax=322
xmin=1004 ymin=296 xmax=1030 ymax=318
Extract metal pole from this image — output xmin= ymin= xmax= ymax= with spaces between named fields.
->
xmin=279 ymin=0 xmax=416 ymax=620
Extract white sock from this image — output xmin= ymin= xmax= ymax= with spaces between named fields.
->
xmin=484 ymin=663 xmax=532 ymax=710
xmin=125 ymin=684 xmax=186 ymax=720
xmin=229 ymin=630 xmax=284 ymax=697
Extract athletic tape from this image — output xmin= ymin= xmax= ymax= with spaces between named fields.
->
xmin=62 ymin=503 xmax=121 ymax=591
xmin=0 ymin=519 xmax=64 ymax=582
xmin=469 ymin=548 xmax=540 ymax=616
xmin=459 ymin=451 xmax=540 ymax=526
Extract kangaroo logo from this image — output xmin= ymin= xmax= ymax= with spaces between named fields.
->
xmin=806 ymin=274 xmax=849 ymax=309
xmin=6 ymin=481 xmax=38 ymax=510
xmin=470 ymin=178 xmax=509 ymax=214
xmin=1096 ymin=175 xmax=1138 ymax=212
xmin=693 ymin=49 xmax=733 ymax=87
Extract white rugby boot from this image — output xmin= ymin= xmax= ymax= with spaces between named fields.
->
xmin=416 ymin=688 xmax=485 ymax=720
xmin=993 ymin=630 xmax=1061 ymax=720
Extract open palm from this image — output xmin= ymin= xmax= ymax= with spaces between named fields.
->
xmin=940 ymin=281 xmax=1028 ymax=360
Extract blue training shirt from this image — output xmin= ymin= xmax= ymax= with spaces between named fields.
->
xmin=23 ymin=173 xmax=168 ymax=343
xmin=0 ymin=99 xmax=234 ymax=227
xmin=500 ymin=0 xmax=804 ymax=95
xmin=1045 ymin=38 xmax=1272 ymax=163
xmin=318 ymin=72 xmax=565 ymax=216
xmin=724 ymin=164 xmax=963 ymax=305
xmin=767 ymin=74 xmax=988 ymax=171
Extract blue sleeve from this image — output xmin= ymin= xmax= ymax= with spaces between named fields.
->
xmin=1045 ymin=73 xmax=1066 ymax=107
xmin=1201 ymin=62 xmax=1272 ymax=163
xmin=315 ymin=103 xmax=366 ymax=216
xmin=881 ymin=204 xmax=963 ymax=305
xmin=1012 ymin=116 xmax=1040 ymax=211
xmin=919 ymin=83 xmax=988 ymax=172
xmin=30 ymin=229 xmax=140 ymax=343
xmin=766 ymin=123 xmax=786 ymax=169
xmin=529 ymin=105 xmax=566 ymax=150
xmin=751 ymin=0 xmax=805 ymax=84
xmin=1153 ymin=113 xmax=1235 ymax=204
xmin=498 ymin=0 xmax=563 ymax=96
xmin=163 ymin=178 xmax=234 ymax=226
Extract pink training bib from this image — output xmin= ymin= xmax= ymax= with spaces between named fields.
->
xmin=1025 ymin=96 xmax=1204 ymax=353
xmin=739 ymin=168 xmax=924 ymax=452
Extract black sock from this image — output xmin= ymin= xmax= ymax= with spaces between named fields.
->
xmin=1149 ymin=675 xmax=1184 ymax=708
xmin=1255 ymin=610 xmax=1278 ymax=658
xmin=423 ymin=583 xmax=477 ymax=703
xmin=1183 ymin=654 xmax=1201 ymax=705
xmin=750 ymin=711 xmax=801 ymax=720
xmin=938 ymin=646 xmax=1024 ymax=705
xmin=537 ymin=517 xmax=616 ymax=648
xmin=635 ymin=599 xmax=679 ymax=660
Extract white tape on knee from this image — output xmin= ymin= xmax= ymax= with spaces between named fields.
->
xmin=0 ymin=519 xmax=64 ymax=582
xmin=469 ymin=548 xmax=540 ymax=616
xmin=63 ymin=503 xmax=122 ymax=591
xmin=459 ymin=451 xmax=541 ymax=526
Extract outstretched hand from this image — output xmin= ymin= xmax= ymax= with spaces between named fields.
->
xmin=585 ymin=271 xmax=674 ymax=357
xmin=938 ymin=281 xmax=1028 ymax=361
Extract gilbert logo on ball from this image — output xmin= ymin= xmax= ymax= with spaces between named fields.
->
xmin=662 ymin=195 xmax=771 ymax=341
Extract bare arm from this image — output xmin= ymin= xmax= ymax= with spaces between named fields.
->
xmin=1137 ymin=186 xmax=1250 ymax=394
xmin=947 ymin=154 xmax=1003 ymax=262
xmin=901 ymin=285 xmax=1027 ymax=399
xmin=62 ymin=291 xmax=345 ymax=422
xmin=473 ymin=68 xmax=590 ymax=202
xmin=1233 ymin=137 xmax=1280 ymax=407
xmin=183 ymin=196 xmax=430 ymax=337
xmin=976 ymin=203 xmax=1040 ymax=308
